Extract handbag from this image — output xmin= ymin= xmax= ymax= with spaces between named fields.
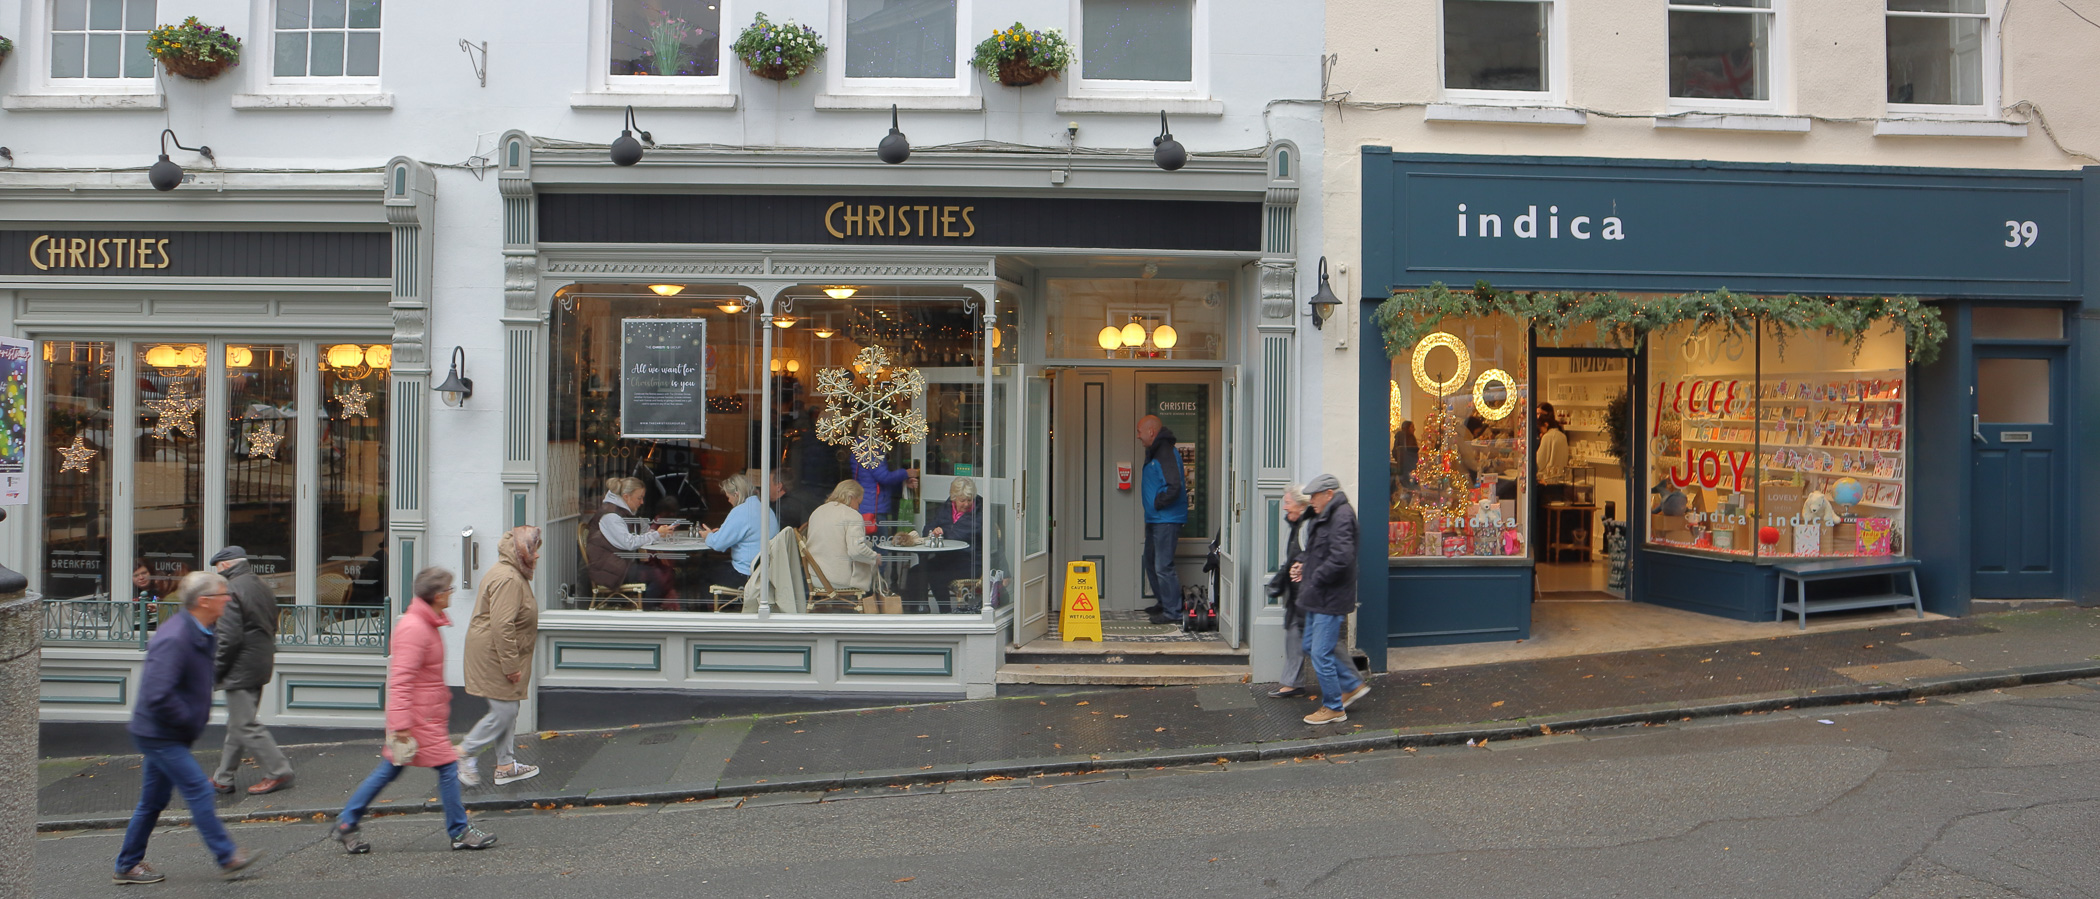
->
xmin=384 ymin=731 xmax=419 ymax=766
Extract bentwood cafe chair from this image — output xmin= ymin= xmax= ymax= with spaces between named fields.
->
xmin=575 ymin=527 xmax=646 ymax=611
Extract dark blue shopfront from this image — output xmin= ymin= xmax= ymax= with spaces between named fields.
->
xmin=1355 ymin=152 xmax=2098 ymax=670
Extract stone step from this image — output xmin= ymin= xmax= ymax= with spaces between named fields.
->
xmin=1005 ymin=650 xmax=1250 ymax=667
xmin=994 ymin=663 xmax=1250 ymax=686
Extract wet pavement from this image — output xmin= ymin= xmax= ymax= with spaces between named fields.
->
xmin=36 ymin=606 xmax=2100 ymax=830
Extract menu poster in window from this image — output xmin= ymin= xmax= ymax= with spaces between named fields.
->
xmin=620 ymin=319 xmax=707 ymax=440
xmin=1145 ymin=383 xmax=1209 ymax=537
xmin=0 ymin=337 xmax=27 ymax=504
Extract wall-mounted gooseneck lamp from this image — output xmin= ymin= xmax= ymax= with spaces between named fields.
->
xmin=1307 ymin=256 xmax=1343 ymax=329
xmin=877 ymin=104 xmax=911 ymax=164
xmin=0 ymin=148 xmax=13 ymax=165
xmin=149 ymin=129 xmax=214 ymax=192
xmin=435 ymin=346 xmax=474 ymax=406
xmin=1152 ymin=111 xmax=1186 ymax=172
xmin=610 ymin=105 xmax=654 ymax=167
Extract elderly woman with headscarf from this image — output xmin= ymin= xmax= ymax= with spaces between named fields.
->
xmin=904 ymin=477 xmax=983 ymax=613
xmin=806 ymin=480 xmax=881 ymax=594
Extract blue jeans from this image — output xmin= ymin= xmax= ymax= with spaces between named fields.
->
xmin=1144 ymin=522 xmax=1185 ymax=617
xmin=1302 ymin=613 xmax=1362 ymax=710
xmin=337 ymin=759 xmax=470 ymax=837
xmin=116 ymin=735 xmax=237 ymax=873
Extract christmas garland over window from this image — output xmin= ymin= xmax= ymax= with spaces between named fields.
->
xmin=1374 ymin=281 xmax=1949 ymax=365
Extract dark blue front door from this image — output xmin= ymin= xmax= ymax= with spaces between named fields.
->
xmin=1969 ymin=347 xmax=2066 ymax=598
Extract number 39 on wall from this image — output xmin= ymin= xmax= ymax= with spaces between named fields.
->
xmin=2004 ymin=220 xmax=2039 ymax=247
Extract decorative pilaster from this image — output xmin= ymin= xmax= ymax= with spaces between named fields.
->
xmin=384 ymin=157 xmax=436 ymax=606
xmin=497 ymin=131 xmax=541 ymax=533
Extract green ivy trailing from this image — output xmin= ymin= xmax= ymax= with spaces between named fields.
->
xmin=1373 ymin=281 xmax=1949 ymax=365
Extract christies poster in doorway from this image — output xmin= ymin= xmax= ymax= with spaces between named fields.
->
xmin=1145 ymin=383 xmax=1210 ymax=537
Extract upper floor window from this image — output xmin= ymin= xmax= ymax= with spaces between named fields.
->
xmin=844 ymin=0 xmax=957 ymax=79
xmin=1443 ymin=0 xmax=1550 ymax=96
xmin=1667 ymin=0 xmax=1772 ymax=104
xmin=273 ymin=0 xmax=382 ymax=78
xmin=611 ymin=0 xmax=722 ymax=77
xmin=1080 ymin=0 xmax=1193 ymax=83
xmin=1887 ymin=0 xmax=1989 ymax=108
xmin=50 ymin=0 xmax=155 ymax=79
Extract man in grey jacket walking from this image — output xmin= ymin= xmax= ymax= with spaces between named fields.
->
xmin=208 ymin=547 xmax=294 ymax=795
xmin=1290 ymin=475 xmax=1369 ymax=725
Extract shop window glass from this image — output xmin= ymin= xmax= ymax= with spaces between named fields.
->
xmin=844 ymin=0 xmax=956 ymax=79
xmin=1443 ymin=0 xmax=1548 ymax=93
xmin=1667 ymin=0 xmax=1770 ymax=101
xmin=1645 ymin=323 xmax=1757 ymax=556
xmin=41 ymin=341 xmax=114 ymax=600
xmin=1044 ymin=277 xmax=1227 ymax=361
xmin=50 ymin=0 xmax=155 ymax=79
xmin=1971 ymin=306 xmax=2061 ymax=341
xmin=318 ymin=345 xmax=387 ymax=606
xmin=1886 ymin=0 xmax=1986 ymax=106
xmin=610 ymin=0 xmax=722 ymax=77
xmin=1081 ymin=0 xmax=1194 ymax=83
xmin=1386 ymin=315 xmax=1529 ymax=559
xmin=227 ymin=345 xmax=299 ymax=602
xmin=135 ymin=343 xmax=205 ymax=602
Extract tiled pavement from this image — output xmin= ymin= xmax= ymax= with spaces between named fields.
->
xmin=36 ymin=607 xmax=2100 ymax=829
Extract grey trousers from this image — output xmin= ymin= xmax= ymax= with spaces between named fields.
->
xmin=212 ymin=687 xmax=292 ymax=783
xmin=459 ymin=698 xmax=520 ymax=768
xmin=1279 ymin=618 xmax=1349 ymax=689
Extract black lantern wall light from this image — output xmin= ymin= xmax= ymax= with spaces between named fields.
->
xmin=610 ymin=106 xmax=655 ymax=166
xmin=877 ymin=105 xmax=911 ymax=165
xmin=1152 ymin=111 xmax=1186 ymax=172
xmin=149 ymin=129 xmax=214 ymax=192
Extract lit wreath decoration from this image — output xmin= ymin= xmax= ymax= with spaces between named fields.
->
xmin=1410 ymin=331 xmax=1470 ymax=396
xmin=1473 ymin=368 xmax=1518 ymax=421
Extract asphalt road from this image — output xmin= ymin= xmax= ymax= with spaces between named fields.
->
xmin=36 ymin=681 xmax=2100 ymax=898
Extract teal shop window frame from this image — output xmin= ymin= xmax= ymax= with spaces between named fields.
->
xmin=39 ymin=674 xmax=127 ymax=705
xmin=840 ymin=646 xmax=954 ymax=677
xmin=553 ymin=641 xmax=663 ymax=671
xmin=691 ymin=644 xmax=813 ymax=674
xmin=284 ymin=680 xmax=386 ymax=711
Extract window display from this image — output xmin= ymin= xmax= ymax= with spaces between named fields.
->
xmin=1646 ymin=322 xmax=1908 ymax=559
xmin=1387 ymin=315 xmax=1529 ymax=559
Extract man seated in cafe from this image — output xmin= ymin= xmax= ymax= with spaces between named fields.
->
xmin=584 ymin=477 xmax=676 ymax=605
xmin=902 ymin=477 xmax=983 ymax=614
xmin=695 ymin=472 xmax=776 ymax=594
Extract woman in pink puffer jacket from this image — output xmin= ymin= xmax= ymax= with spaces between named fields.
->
xmin=329 ymin=567 xmax=496 ymax=853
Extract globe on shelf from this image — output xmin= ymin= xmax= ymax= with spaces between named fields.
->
xmin=1831 ymin=477 xmax=1865 ymax=506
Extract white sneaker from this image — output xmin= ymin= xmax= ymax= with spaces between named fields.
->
xmin=492 ymin=762 xmax=540 ymax=785
xmin=456 ymin=758 xmax=480 ymax=787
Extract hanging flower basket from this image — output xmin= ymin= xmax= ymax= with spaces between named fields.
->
xmin=731 ymin=13 xmax=825 ymax=82
xmin=0 ymin=34 xmax=16 ymax=69
xmin=146 ymin=17 xmax=241 ymax=82
xmin=971 ymin=24 xmax=1072 ymax=87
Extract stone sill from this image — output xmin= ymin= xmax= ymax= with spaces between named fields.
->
xmin=2 ymin=92 xmax=163 ymax=111
xmin=1424 ymin=104 xmax=1587 ymax=126
xmin=571 ymin=91 xmax=738 ymax=110
xmin=1055 ymin=96 xmax=1224 ymax=116
xmin=1654 ymin=113 xmax=1811 ymax=133
xmin=815 ymin=93 xmax=983 ymax=112
xmin=1873 ymin=119 xmax=2028 ymax=138
xmin=231 ymin=92 xmax=393 ymax=110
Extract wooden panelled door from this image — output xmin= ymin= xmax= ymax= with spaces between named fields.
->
xmin=1970 ymin=346 xmax=2066 ymax=598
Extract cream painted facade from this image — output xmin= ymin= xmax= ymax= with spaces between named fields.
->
xmin=1313 ymin=0 xmax=2100 ymax=507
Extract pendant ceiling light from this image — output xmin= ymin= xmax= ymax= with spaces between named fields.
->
xmin=1152 ymin=324 xmax=1179 ymax=349
xmin=717 ymin=301 xmax=747 ymax=314
xmin=1120 ymin=319 xmax=1147 ymax=347
xmin=823 ymin=287 xmax=858 ymax=300
xmin=649 ymin=284 xmax=685 ymax=296
xmin=773 ymin=316 xmax=798 ymax=328
xmin=1097 ymin=326 xmax=1122 ymax=350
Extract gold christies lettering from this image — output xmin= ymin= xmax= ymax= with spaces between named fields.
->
xmin=29 ymin=235 xmax=172 ymax=271
xmin=822 ymin=204 xmax=978 ymax=240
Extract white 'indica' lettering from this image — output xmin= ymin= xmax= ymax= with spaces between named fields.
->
xmin=1456 ymin=204 xmax=1626 ymax=241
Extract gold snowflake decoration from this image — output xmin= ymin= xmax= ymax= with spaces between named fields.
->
xmin=245 ymin=426 xmax=285 ymax=460
xmin=144 ymin=382 xmax=204 ymax=438
xmin=334 ymin=383 xmax=375 ymax=418
xmin=58 ymin=435 xmax=96 ymax=473
xmin=814 ymin=347 xmax=928 ymax=469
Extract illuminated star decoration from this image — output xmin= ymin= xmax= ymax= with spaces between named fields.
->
xmin=813 ymin=346 xmax=928 ymax=469
xmin=245 ymin=425 xmax=285 ymax=460
xmin=333 ymin=383 xmax=374 ymax=418
xmin=144 ymin=383 xmax=204 ymax=438
xmin=58 ymin=434 xmax=96 ymax=473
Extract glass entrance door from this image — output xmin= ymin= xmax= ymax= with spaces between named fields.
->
xmin=1533 ymin=353 xmax=1635 ymax=598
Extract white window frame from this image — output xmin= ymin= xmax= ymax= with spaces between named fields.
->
xmin=1664 ymin=0 xmax=1786 ymax=115
xmin=261 ymin=0 xmax=386 ymax=87
xmin=594 ymin=0 xmax=733 ymax=95
xmin=1884 ymin=0 xmax=1997 ymax=118
xmin=825 ymin=0 xmax=973 ymax=98
xmin=1438 ymin=0 xmax=1566 ymax=107
xmin=1 ymin=0 xmax=163 ymax=108
xmin=1067 ymin=0 xmax=1209 ymax=101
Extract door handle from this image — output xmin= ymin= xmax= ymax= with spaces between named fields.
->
xmin=1971 ymin=414 xmax=1985 ymax=443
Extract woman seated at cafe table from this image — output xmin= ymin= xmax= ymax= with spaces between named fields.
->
xmin=584 ymin=477 xmax=677 ymax=602
xmin=695 ymin=472 xmax=776 ymax=593
xmin=903 ymin=477 xmax=983 ymax=614
xmin=806 ymin=480 xmax=881 ymax=594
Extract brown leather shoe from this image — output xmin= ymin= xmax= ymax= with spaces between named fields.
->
xmin=246 ymin=775 xmax=292 ymax=795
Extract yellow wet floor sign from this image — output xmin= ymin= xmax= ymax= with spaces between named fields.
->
xmin=1060 ymin=561 xmax=1102 ymax=642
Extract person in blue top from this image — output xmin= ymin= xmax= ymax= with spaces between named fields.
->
xmin=1136 ymin=415 xmax=1190 ymax=625
xmin=853 ymin=456 xmax=918 ymax=524
xmin=695 ymin=472 xmax=778 ymax=592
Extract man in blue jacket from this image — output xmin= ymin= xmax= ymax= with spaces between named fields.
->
xmin=1137 ymin=415 xmax=1190 ymax=625
xmin=113 ymin=571 xmax=266 ymax=885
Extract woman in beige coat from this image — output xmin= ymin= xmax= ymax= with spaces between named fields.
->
xmin=458 ymin=527 xmax=540 ymax=787
xmin=805 ymin=480 xmax=880 ymax=593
